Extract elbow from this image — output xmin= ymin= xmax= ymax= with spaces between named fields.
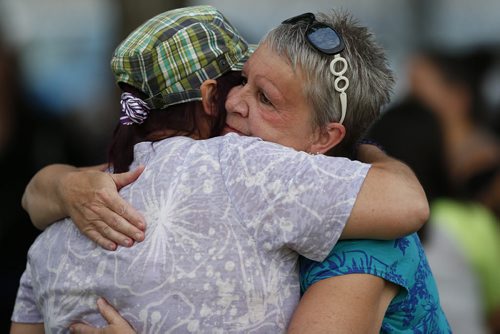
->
xmin=413 ymin=199 xmax=430 ymax=231
xmin=384 ymin=193 xmax=429 ymax=239
xmin=29 ymin=215 xmax=47 ymax=231
xmin=21 ymin=185 xmax=34 ymax=221
xmin=396 ymin=172 xmax=431 ymax=235
xmin=21 ymin=189 xmax=29 ymax=212
xmin=21 ymin=185 xmax=45 ymax=231
xmin=403 ymin=195 xmax=430 ymax=235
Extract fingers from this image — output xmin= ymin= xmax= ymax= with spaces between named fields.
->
xmin=69 ymin=298 xmax=136 ymax=334
xmin=82 ymin=215 xmax=139 ymax=250
xmin=74 ymin=199 xmax=138 ymax=250
xmin=112 ymin=166 xmax=145 ymax=190
xmin=109 ymin=170 xmax=147 ymax=232
xmin=84 ymin=229 xmax=117 ymax=251
xmin=91 ymin=191 xmax=145 ymax=242
xmin=70 ymin=323 xmax=103 ymax=334
xmin=63 ymin=167 xmax=146 ymax=250
xmin=96 ymin=298 xmax=127 ymax=326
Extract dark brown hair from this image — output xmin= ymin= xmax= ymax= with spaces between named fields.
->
xmin=108 ymin=71 xmax=242 ymax=172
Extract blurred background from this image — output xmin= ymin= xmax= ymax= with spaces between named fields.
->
xmin=0 ymin=0 xmax=499 ymax=333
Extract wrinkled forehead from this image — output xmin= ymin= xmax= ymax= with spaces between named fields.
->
xmin=244 ymin=42 xmax=301 ymax=78
xmin=241 ymin=43 xmax=313 ymax=113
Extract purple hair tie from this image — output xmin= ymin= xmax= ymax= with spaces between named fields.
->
xmin=120 ymin=92 xmax=151 ymax=125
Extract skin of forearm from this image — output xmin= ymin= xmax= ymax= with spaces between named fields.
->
xmin=22 ymin=164 xmax=79 ymax=229
xmin=365 ymin=147 xmax=430 ymax=229
xmin=10 ymin=322 xmax=45 ymax=334
xmin=342 ymin=144 xmax=430 ymax=239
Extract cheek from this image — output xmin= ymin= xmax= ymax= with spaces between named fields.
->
xmin=245 ymin=112 xmax=274 ymax=138
xmin=251 ymin=115 xmax=298 ymax=145
xmin=249 ymin=111 xmax=279 ymax=138
xmin=255 ymin=107 xmax=290 ymax=134
xmin=257 ymin=108 xmax=311 ymax=140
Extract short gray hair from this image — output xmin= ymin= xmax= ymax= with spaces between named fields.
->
xmin=263 ymin=9 xmax=394 ymax=157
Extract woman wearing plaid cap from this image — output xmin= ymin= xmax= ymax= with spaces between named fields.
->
xmin=13 ymin=6 xmax=448 ymax=334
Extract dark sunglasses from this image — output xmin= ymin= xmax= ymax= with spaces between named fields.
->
xmin=282 ymin=12 xmax=345 ymax=55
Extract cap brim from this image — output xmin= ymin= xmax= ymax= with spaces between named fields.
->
xmin=231 ymin=44 xmax=257 ymax=71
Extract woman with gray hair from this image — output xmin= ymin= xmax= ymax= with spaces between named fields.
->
xmin=222 ymin=11 xmax=451 ymax=332
xmin=257 ymin=11 xmax=393 ymax=160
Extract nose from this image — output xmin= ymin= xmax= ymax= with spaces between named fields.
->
xmin=226 ymin=86 xmax=249 ymax=118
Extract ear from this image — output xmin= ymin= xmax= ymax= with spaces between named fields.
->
xmin=200 ymin=79 xmax=218 ymax=116
xmin=309 ymin=122 xmax=346 ymax=154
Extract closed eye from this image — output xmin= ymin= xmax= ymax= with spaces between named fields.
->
xmin=259 ymin=91 xmax=273 ymax=106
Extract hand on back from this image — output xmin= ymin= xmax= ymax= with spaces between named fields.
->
xmin=70 ymin=298 xmax=136 ymax=334
xmin=60 ymin=165 xmax=146 ymax=250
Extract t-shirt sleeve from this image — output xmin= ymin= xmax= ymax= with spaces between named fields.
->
xmin=299 ymin=237 xmax=416 ymax=297
xmin=11 ymin=264 xmax=43 ymax=323
xmin=220 ymin=135 xmax=370 ymax=261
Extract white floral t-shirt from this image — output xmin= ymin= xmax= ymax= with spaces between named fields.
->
xmin=12 ymin=134 xmax=370 ymax=333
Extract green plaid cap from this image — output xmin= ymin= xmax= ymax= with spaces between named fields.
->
xmin=111 ymin=5 xmax=254 ymax=110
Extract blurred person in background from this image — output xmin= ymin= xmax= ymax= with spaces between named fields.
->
xmin=368 ymin=51 xmax=500 ymax=332
xmin=409 ymin=49 xmax=500 ymax=219
xmin=0 ymin=1 xmax=121 ymax=331
xmin=0 ymin=0 xmax=119 ymax=138
xmin=368 ymin=97 xmax=495 ymax=333
xmin=0 ymin=32 xmax=45 ymax=333
xmin=408 ymin=49 xmax=500 ymax=332
xmin=0 ymin=29 xmax=105 ymax=333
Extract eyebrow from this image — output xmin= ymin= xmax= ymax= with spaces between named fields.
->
xmin=244 ymin=55 xmax=287 ymax=105
xmin=255 ymin=75 xmax=286 ymax=106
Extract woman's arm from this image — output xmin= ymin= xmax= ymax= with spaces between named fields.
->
xmin=342 ymin=144 xmax=430 ymax=239
xmin=22 ymin=164 xmax=82 ymax=228
xmin=10 ymin=323 xmax=44 ymax=334
xmin=23 ymin=144 xmax=427 ymax=247
xmin=22 ymin=164 xmax=146 ymax=250
xmin=288 ymin=274 xmax=398 ymax=333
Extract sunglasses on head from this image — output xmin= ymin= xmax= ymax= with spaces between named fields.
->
xmin=282 ymin=12 xmax=345 ymax=55
xmin=282 ymin=12 xmax=349 ymax=125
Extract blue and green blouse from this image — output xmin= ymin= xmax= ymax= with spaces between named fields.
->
xmin=300 ymin=233 xmax=451 ymax=333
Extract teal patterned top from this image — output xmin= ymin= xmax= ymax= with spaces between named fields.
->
xmin=300 ymin=234 xmax=451 ymax=333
